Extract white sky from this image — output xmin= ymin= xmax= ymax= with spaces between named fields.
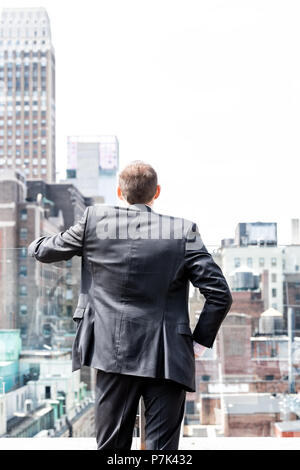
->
xmin=5 ymin=0 xmax=300 ymax=246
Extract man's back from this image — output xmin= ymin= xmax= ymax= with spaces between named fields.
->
xmin=29 ymin=202 xmax=232 ymax=393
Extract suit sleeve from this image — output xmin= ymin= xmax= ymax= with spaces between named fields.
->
xmin=27 ymin=207 xmax=90 ymax=263
xmin=184 ymin=222 xmax=232 ymax=348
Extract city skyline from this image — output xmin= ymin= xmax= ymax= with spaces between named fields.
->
xmin=1 ymin=2 xmax=300 ymax=445
xmin=1 ymin=1 xmax=299 ymax=246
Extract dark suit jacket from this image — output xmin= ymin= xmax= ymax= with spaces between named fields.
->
xmin=28 ymin=203 xmax=232 ymax=392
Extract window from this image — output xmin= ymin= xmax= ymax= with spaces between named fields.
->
xmin=20 ymin=228 xmax=27 ymax=239
xmin=272 ymin=288 xmax=277 ymax=298
xmin=19 ymin=265 xmax=27 ymax=277
xmin=67 ymin=169 xmax=76 ymax=179
xmin=271 ymin=273 xmax=277 ymax=283
xmin=259 ymin=257 xmax=265 ymax=267
xmin=20 ymin=209 xmax=27 ymax=220
xmin=20 ymin=285 xmax=27 ymax=296
xmin=66 ymin=289 xmax=73 ymax=300
xmin=45 ymin=386 xmax=51 ymax=399
xmin=19 ymin=304 xmax=27 ymax=315
xmin=19 ymin=248 xmax=27 ymax=258
xmin=234 ymin=257 xmax=241 ymax=268
xmin=271 ymin=257 xmax=277 ymax=267
xmin=247 ymin=257 xmax=253 ymax=268
xmin=20 ymin=326 xmax=27 ymax=338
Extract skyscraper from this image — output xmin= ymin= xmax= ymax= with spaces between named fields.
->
xmin=65 ymin=135 xmax=119 ymax=204
xmin=0 ymin=7 xmax=55 ymax=182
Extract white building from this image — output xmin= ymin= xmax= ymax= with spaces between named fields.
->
xmin=220 ymin=245 xmax=284 ymax=312
xmin=19 ymin=350 xmax=87 ymax=419
xmin=283 ymin=245 xmax=300 ymax=274
xmin=64 ymin=135 xmax=119 ymax=205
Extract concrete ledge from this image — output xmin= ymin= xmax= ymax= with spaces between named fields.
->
xmin=0 ymin=437 xmax=300 ymax=450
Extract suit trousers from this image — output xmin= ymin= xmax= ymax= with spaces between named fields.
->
xmin=95 ymin=369 xmax=186 ymax=450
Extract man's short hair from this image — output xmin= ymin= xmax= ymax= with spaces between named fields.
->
xmin=119 ymin=160 xmax=158 ymax=204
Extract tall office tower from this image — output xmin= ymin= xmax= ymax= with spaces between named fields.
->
xmin=0 ymin=8 xmax=55 ymax=182
xmin=65 ymin=135 xmax=119 ymax=204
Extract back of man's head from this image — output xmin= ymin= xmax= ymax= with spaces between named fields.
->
xmin=118 ymin=160 xmax=158 ymax=205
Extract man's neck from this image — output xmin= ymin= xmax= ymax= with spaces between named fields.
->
xmin=126 ymin=202 xmax=153 ymax=208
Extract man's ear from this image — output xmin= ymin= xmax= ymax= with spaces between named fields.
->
xmin=154 ymin=185 xmax=161 ymax=200
xmin=117 ymin=186 xmax=124 ymax=201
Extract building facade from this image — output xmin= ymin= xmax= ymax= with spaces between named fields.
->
xmin=0 ymin=7 xmax=55 ymax=182
xmin=0 ymin=169 xmax=90 ymax=348
xmin=64 ymin=135 xmax=119 ymax=204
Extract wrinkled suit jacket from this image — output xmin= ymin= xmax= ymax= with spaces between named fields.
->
xmin=28 ymin=203 xmax=232 ymax=392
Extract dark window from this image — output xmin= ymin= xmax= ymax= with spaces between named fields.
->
xmin=20 ymin=209 xmax=27 ymax=220
xmin=20 ymin=325 xmax=27 ymax=338
xmin=66 ymin=169 xmax=76 ymax=179
xmin=201 ymin=375 xmax=210 ymax=382
xmin=19 ymin=265 xmax=27 ymax=277
xmin=265 ymin=375 xmax=274 ymax=381
xmin=20 ymin=228 xmax=28 ymax=239
xmin=19 ymin=304 xmax=27 ymax=315
xmin=185 ymin=401 xmax=195 ymax=414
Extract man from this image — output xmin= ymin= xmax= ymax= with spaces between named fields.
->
xmin=28 ymin=160 xmax=232 ymax=450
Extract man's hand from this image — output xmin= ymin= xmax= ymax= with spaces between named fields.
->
xmin=193 ymin=340 xmax=207 ymax=359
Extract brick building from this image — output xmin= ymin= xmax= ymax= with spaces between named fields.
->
xmin=0 ymin=169 xmax=91 ymax=348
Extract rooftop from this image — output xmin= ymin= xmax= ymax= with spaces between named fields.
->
xmin=274 ymin=421 xmax=300 ymax=432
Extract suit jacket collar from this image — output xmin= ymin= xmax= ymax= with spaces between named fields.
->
xmin=128 ymin=203 xmax=153 ymax=212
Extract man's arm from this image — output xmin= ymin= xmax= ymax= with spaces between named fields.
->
xmin=184 ymin=222 xmax=232 ymax=348
xmin=28 ymin=207 xmax=90 ymax=263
